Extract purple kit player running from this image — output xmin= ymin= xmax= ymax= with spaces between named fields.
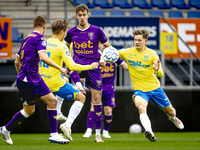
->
xmin=0 ymin=16 xmax=69 ymax=145
xmin=83 ymin=43 xmax=128 ymax=139
xmin=64 ymin=4 xmax=112 ymax=142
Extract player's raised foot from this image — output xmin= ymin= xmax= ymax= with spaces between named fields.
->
xmin=60 ymin=123 xmax=73 ymax=141
xmin=168 ymin=116 xmax=184 ymax=129
xmin=49 ymin=134 xmax=70 ymax=144
xmin=95 ymin=135 xmax=104 ymax=143
xmin=0 ymin=126 xmax=13 ymax=145
xmin=145 ymin=131 xmax=157 ymax=142
xmin=57 ymin=112 xmax=67 ymax=122
xmin=83 ymin=131 xmax=92 ymax=138
xmin=102 ymin=131 xmax=111 ymax=138
xmin=77 ymin=88 xmax=86 ymax=95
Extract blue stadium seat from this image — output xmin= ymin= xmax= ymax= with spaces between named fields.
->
xmin=130 ymin=10 xmax=145 ymax=16
xmin=93 ymin=0 xmax=114 ymax=8
xmin=151 ymin=0 xmax=172 ymax=9
xmin=132 ymin=0 xmax=152 ymax=9
xmin=188 ymin=10 xmax=200 ymax=18
xmin=170 ymin=0 xmax=191 ymax=9
xmin=91 ymin=9 xmax=106 ymax=16
xmin=168 ymin=10 xmax=183 ymax=18
xmin=110 ymin=10 xmax=125 ymax=16
xmin=113 ymin=0 xmax=133 ymax=8
xmin=73 ymin=0 xmax=95 ymax=8
xmin=189 ymin=0 xmax=200 ymax=9
xmin=149 ymin=10 xmax=164 ymax=17
xmin=12 ymin=27 xmax=23 ymax=42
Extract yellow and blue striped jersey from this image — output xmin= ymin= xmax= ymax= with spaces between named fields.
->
xmin=118 ymin=47 xmax=163 ymax=92
xmin=39 ymin=38 xmax=92 ymax=92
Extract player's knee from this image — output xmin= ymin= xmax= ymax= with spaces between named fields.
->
xmin=104 ymin=107 xmax=112 ymax=115
xmin=76 ymin=93 xmax=85 ymax=104
xmin=137 ymin=105 xmax=146 ymax=114
xmin=48 ymin=97 xmax=58 ymax=108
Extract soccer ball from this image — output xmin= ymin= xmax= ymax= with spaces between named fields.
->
xmin=102 ymin=47 xmax=119 ymax=64
xmin=129 ymin=124 xmax=142 ymax=134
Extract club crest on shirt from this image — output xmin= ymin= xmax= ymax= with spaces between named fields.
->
xmin=88 ymin=32 xmax=94 ymax=40
xmin=144 ymin=55 xmax=149 ymax=61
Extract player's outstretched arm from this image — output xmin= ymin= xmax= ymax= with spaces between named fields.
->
xmin=39 ymin=51 xmax=67 ymax=76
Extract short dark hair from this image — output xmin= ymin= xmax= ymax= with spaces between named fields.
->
xmin=133 ymin=29 xmax=149 ymax=39
xmin=76 ymin=4 xmax=89 ymax=14
xmin=33 ymin=16 xmax=46 ymax=28
xmin=52 ymin=19 xmax=68 ymax=34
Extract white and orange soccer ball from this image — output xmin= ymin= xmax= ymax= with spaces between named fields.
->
xmin=102 ymin=47 xmax=119 ymax=64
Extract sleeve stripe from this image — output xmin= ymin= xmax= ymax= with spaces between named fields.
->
xmin=16 ymin=53 xmax=20 ymax=57
xmin=38 ymin=50 xmax=47 ymax=53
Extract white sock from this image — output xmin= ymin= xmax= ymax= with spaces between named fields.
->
xmin=76 ymin=82 xmax=83 ymax=90
xmin=95 ymin=129 xmax=101 ymax=136
xmin=2 ymin=126 xmax=10 ymax=134
xmin=140 ymin=113 xmax=154 ymax=136
xmin=56 ymin=95 xmax=64 ymax=114
xmin=50 ymin=132 xmax=58 ymax=137
xmin=65 ymin=101 xmax=84 ymax=129
xmin=103 ymin=130 xmax=108 ymax=134
xmin=86 ymin=128 xmax=92 ymax=133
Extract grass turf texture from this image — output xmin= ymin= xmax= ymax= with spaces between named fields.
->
xmin=0 ymin=132 xmax=200 ymax=150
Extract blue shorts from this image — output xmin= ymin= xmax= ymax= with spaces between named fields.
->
xmin=133 ymin=87 xmax=171 ymax=108
xmin=53 ymin=82 xmax=79 ymax=100
xmin=17 ymin=78 xmax=51 ymax=105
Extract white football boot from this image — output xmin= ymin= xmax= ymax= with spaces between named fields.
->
xmin=0 ymin=126 xmax=13 ymax=145
xmin=168 ymin=116 xmax=184 ymax=129
xmin=145 ymin=131 xmax=157 ymax=142
xmin=83 ymin=131 xmax=92 ymax=138
xmin=95 ymin=135 xmax=104 ymax=143
xmin=49 ymin=134 xmax=70 ymax=144
xmin=57 ymin=112 xmax=67 ymax=122
xmin=60 ymin=123 xmax=73 ymax=141
xmin=102 ymin=130 xmax=111 ymax=138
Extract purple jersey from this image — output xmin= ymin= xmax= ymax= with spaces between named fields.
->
xmin=16 ymin=31 xmax=47 ymax=84
xmin=101 ymin=58 xmax=124 ymax=90
xmin=65 ymin=24 xmax=108 ymax=65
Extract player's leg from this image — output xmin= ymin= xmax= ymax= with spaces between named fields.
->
xmin=83 ymin=103 xmax=95 ymax=138
xmin=162 ymin=105 xmax=184 ymax=129
xmin=133 ymin=90 xmax=156 ymax=142
xmin=68 ymin=69 xmax=86 ymax=95
xmin=103 ymin=106 xmax=113 ymax=138
xmin=151 ymin=87 xmax=184 ymax=130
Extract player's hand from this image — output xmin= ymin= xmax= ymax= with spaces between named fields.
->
xmin=99 ymin=61 xmax=106 ymax=67
xmin=59 ymin=67 xmax=67 ymax=76
xmin=91 ymin=62 xmax=99 ymax=69
xmin=153 ymin=60 xmax=160 ymax=71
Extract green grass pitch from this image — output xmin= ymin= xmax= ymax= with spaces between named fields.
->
xmin=0 ymin=132 xmax=200 ymax=150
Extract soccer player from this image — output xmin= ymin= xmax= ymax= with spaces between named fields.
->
xmin=83 ymin=42 xmax=128 ymax=139
xmin=0 ymin=16 xmax=69 ymax=145
xmin=64 ymin=4 xmax=112 ymax=142
xmin=39 ymin=19 xmax=99 ymax=141
xmin=118 ymin=29 xmax=184 ymax=142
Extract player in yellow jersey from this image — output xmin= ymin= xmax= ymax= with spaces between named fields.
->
xmin=118 ymin=29 xmax=184 ymax=142
xmin=39 ymin=19 xmax=99 ymax=141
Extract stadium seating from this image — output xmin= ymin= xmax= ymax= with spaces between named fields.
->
xmin=132 ymin=0 xmax=152 ymax=9
xmin=151 ymin=0 xmax=172 ymax=9
xmin=187 ymin=10 xmax=200 ymax=18
xmin=130 ymin=10 xmax=145 ymax=16
xmin=170 ymin=0 xmax=191 ymax=9
xmin=91 ymin=9 xmax=106 ymax=16
xmin=73 ymin=0 xmax=95 ymax=8
xmin=168 ymin=10 xmax=183 ymax=18
xmin=149 ymin=10 xmax=164 ymax=17
xmin=12 ymin=27 xmax=23 ymax=42
xmin=113 ymin=0 xmax=133 ymax=8
xmin=189 ymin=0 xmax=200 ymax=9
xmin=110 ymin=9 xmax=125 ymax=16
xmin=93 ymin=0 xmax=114 ymax=8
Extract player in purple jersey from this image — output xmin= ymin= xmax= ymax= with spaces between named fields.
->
xmin=64 ymin=4 xmax=112 ymax=142
xmin=0 ymin=16 xmax=69 ymax=145
xmin=83 ymin=42 xmax=128 ymax=139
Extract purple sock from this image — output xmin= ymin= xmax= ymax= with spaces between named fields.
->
xmin=87 ymin=111 xmax=95 ymax=129
xmin=70 ymin=71 xmax=81 ymax=84
xmin=104 ymin=115 xmax=113 ymax=131
xmin=94 ymin=105 xmax=102 ymax=129
xmin=5 ymin=111 xmax=26 ymax=131
xmin=47 ymin=110 xmax=58 ymax=133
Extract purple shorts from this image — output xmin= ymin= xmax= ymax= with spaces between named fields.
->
xmin=16 ymin=78 xmax=51 ymax=105
xmin=81 ymin=68 xmax=102 ymax=91
xmin=91 ymin=87 xmax=115 ymax=107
